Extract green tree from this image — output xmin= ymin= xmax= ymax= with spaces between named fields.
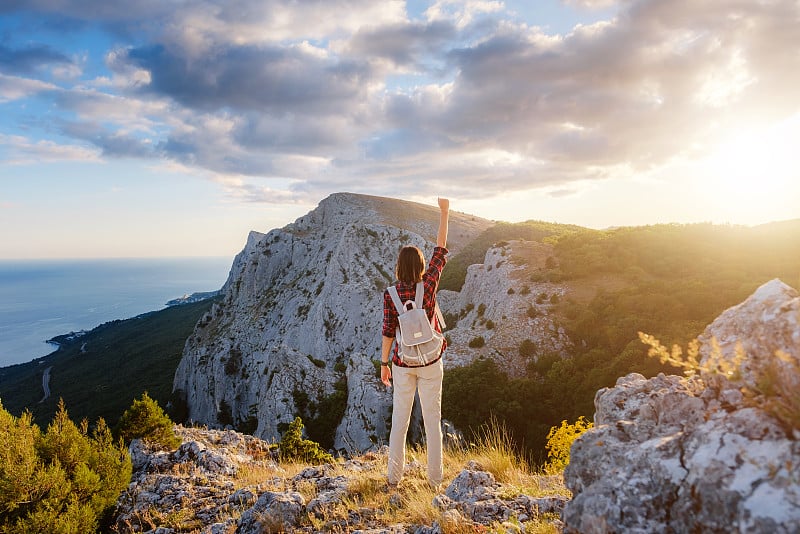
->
xmin=468 ymin=336 xmax=485 ymax=348
xmin=519 ymin=339 xmax=536 ymax=358
xmin=279 ymin=417 xmax=333 ymax=465
xmin=0 ymin=399 xmax=131 ymax=533
xmin=116 ymin=392 xmax=181 ymax=450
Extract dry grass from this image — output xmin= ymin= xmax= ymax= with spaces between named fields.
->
xmin=641 ymin=333 xmax=800 ymax=434
xmin=141 ymin=420 xmax=567 ymax=533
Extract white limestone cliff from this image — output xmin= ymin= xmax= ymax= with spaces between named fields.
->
xmin=173 ymin=193 xmax=492 ymax=453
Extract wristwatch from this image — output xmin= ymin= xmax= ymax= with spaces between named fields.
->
xmin=380 ymin=361 xmax=390 ymax=367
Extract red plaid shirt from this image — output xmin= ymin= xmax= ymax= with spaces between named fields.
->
xmin=382 ymin=246 xmax=449 ymax=367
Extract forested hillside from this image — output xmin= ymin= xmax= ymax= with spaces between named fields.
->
xmin=442 ymin=219 xmax=800 ymax=461
xmin=0 ymin=298 xmax=217 ymax=428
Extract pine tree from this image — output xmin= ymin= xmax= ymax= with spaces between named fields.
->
xmin=117 ymin=391 xmax=182 ymax=450
xmin=0 ymin=399 xmax=131 ymax=533
xmin=279 ymin=417 xmax=333 ymax=465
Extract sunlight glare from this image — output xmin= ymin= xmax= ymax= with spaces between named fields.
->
xmin=696 ymin=116 xmax=800 ymax=222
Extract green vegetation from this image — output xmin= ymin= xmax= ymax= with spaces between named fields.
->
xmin=641 ymin=333 xmax=800 ymax=434
xmin=292 ymin=376 xmax=348 ymax=451
xmin=116 ymin=392 xmax=181 ymax=450
xmin=0 ymin=399 xmax=131 ymax=533
xmin=519 ymin=339 xmax=536 ymax=359
xmin=543 ymin=417 xmax=593 ymax=474
xmin=0 ymin=298 xmax=217 ymax=428
xmin=440 ymin=221 xmax=582 ymax=291
xmin=468 ymin=336 xmax=486 ymax=348
xmin=444 ymin=220 xmax=800 ymax=463
xmin=279 ymin=417 xmax=333 ymax=464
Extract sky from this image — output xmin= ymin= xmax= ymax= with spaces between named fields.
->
xmin=1 ymin=0 xmax=799 ymax=259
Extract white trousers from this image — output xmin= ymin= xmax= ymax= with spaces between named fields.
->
xmin=388 ymin=358 xmax=444 ymax=485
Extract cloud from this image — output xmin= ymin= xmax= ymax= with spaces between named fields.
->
xmin=0 ymin=133 xmax=100 ymax=164
xmin=345 ymin=20 xmax=457 ymax=68
xmin=0 ymin=43 xmax=72 ymax=75
xmin=117 ymin=42 xmax=374 ymax=117
xmin=0 ymin=73 xmax=57 ymax=102
xmin=562 ymin=0 xmax=622 ymax=9
xmin=2 ymin=0 xmax=800 ymax=205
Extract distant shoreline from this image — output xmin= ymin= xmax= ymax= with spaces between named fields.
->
xmin=0 ymin=256 xmax=231 ymax=368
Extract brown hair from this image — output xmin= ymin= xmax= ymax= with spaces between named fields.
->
xmin=395 ymin=246 xmax=425 ymax=284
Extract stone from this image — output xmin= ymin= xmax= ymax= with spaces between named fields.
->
xmin=235 ymin=491 xmax=305 ymax=533
xmin=445 ymin=468 xmax=498 ymax=502
xmin=113 ymin=424 xmax=568 ymax=533
xmin=563 ymin=279 xmax=800 ymax=534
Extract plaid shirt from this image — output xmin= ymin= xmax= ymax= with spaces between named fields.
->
xmin=382 ymin=246 xmax=449 ymax=367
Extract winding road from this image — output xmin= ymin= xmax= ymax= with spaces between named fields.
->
xmin=40 ymin=366 xmax=52 ymax=403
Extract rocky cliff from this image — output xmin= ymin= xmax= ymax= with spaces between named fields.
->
xmin=172 ymin=193 xmax=494 ymax=453
xmin=563 ymin=279 xmax=800 ymax=533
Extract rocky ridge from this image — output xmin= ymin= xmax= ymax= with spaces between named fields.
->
xmin=113 ymin=425 xmax=568 ymax=533
xmin=172 ymin=193 xmax=571 ymax=452
xmin=440 ymin=242 xmax=572 ymax=377
xmin=563 ymin=279 xmax=800 ymax=533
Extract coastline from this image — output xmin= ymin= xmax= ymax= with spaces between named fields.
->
xmin=0 ymin=257 xmax=230 ymax=368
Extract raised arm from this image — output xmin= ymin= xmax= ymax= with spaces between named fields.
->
xmin=437 ymin=197 xmax=449 ymax=248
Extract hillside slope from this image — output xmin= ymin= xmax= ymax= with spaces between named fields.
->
xmin=0 ymin=298 xmax=216 ymax=427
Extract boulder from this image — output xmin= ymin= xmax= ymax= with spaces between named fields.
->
xmin=235 ymin=491 xmax=305 ymax=533
xmin=563 ymin=279 xmax=800 ymax=533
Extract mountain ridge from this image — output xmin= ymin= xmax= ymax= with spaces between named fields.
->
xmin=172 ymin=192 xmax=496 ymax=453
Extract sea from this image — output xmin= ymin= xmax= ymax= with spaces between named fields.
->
xmin=0 ymin=257 xmax=232 ymax=368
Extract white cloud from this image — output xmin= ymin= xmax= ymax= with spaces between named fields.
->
xmin=0 ymin=134 xmax=101 ymax=164
xmin=4 ymin=0 xmax=800 ymax=205
xmin=0 ymin=74 xmax=56 ymax=102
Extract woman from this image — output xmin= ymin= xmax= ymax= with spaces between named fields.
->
xmin=380 ymin=197 xmax=449 ymax=488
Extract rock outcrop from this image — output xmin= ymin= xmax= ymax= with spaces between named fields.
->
xmin=563 ymin=279 xmax=800 ymax=533
xmin=173 ymin=193 xmax=493 ymax=453
xmin=439 ymin=242 xmax=572 ymax=377
xmin=113 ymin=425 xmax=569 ymax=533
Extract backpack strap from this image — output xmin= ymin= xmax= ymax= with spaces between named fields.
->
xmin=387 ymin=285 xmax=404 ymax=314
xmin=435 ymin=302 xmax=446 ymax=329
xmin=389 ymin=282 xmax=447 ymax=329
xmin=414 ymin=282 xmax=424 ymax=309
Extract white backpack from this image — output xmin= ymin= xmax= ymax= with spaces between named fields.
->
xmin=387 ymin=282 xmax=446 ymax=366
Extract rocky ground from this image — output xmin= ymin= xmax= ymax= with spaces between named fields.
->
xmin=563 ymin=279 xmax=800 ymax=533
xmin=112 ymin=425 xmax=569 ymax=533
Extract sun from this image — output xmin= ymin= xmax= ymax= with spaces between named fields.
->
xmin=693 ymin=115 xmax=800 ymax=224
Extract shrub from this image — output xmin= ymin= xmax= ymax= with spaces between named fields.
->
xmin=526 ymin=304 xmax=538 ymax=318
xmin=477 ymin=303 xmax=486 ymax=317
xmin=485 ymin=319 xmax=495 ymax=330
xmin=468 ymin=336 xmax=485 ymax=348
xmin=279 ymin=417 xmax=333 ymax=465
xmin=520 ymin=285 xmax=531 ymax=295
xmin=0 ymin=399 xmax=132 ymax=533
xmin=224 ymin=346 xmax=243 ymax=376
xmin=640 ymin=332 xmax=800 ymax=433
xmin=543 ymin=416 xmax=593 ymax=474
xmin=217 ymin=400 xmax=234 ymax=427
xmin=307 ymin=354 xmax=326 ymax=368
xmin=519 ymin=339 xmax=536 ymax=358
xmin=117 ymin=392 xmax=182 ymax=450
